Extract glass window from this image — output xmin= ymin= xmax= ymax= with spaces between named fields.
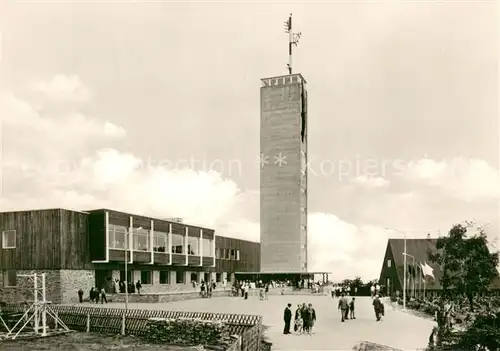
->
xmin=2 ymin=230 xmax=16 ymax=249
xmin=159 ymin=271 xmax=169 ymax=284
xmin=202 ymin=238 xmax=212 ymax=257
xmin=140 ymin=271 xmax=152 ymax=284
xmin=215 ymin=248 xmax=220 ymax=259
xmin=120 ymin=270 xmax=132 ymax=283
xmin=153 ymin=231 xmax=168 ymax=252
xmin=109 ymin=224 xmax=127 ymax=250
xmin=4 ymin=270 xmax=16 ymax=287
xmin=216 ymin=273 xmax=222 ymax=283
xmin=187 ymin=236 xmax=199 ymax=255
xmin=190 ymin=272 xmax=198 ymax=282
xmin=387 ymin=259 xmax=391 ymax=268
xmin=236 ymin=250 xmax=240 ymax=261
xmin=176 ymin=270 xmax=184 ymax=284
xmin=171 ymin=234 xmax=184 ymax=254
xmin=230 ymin=249 xmax=236 ymax=260
xmin=133 ymin=227 xmax=149 ymax=251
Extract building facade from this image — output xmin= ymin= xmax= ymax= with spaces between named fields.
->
xmin=379 ymin=238 xmax=500 ymax=298
xmin=0 ymin=208 xmax=260 ymax=304
xmin=260 ymin=73 xmax=308 ymax=272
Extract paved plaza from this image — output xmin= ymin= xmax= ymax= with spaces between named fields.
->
xmin=90 ymin=295 xmax=434 ymax=350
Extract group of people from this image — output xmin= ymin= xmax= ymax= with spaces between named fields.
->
xmin=283 ymin=303 xmax=317 ymax=335
xmin=337 ymin=294 xmax=356 ymax=321
xmin=81 ymin=287 xmax=107 ymax=304
xmin=198 ymin=280 xmax=216 ymax=298
xmin=337 ymin=293 xmax=385 ymax=322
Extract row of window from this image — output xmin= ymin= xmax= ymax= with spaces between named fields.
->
xmin=2 ymin=270 xmax=226 ymax=288
xmin=119 ymin=270 xmax=224 ymax=285
xmin=109 ymin=225 xmax=214 ymax=256
xmin=215 ymin=248 xmax=240 ymax=260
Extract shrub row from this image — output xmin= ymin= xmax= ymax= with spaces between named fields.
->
xmin=404 ymin=296 xmax=500 ymax=350
xmin=144 ymin=317 xmax=237 ymax=349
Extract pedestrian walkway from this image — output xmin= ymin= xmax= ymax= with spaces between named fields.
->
xmin=95 ymin=295 xmax=434 ymax=350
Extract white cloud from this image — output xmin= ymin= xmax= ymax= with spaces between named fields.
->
xmin=404 ymin=157 xmax=500 ymax=201
xmin=104 ymin=122 xmax=127 ymax=138
xmin=350 ymin=175 xmax=389 ymax=188
xmin=33 ymin=74 xmax=91 ymax=102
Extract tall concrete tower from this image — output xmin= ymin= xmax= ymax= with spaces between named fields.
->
xmin=260 ymin=73 xmax=308 ymax=272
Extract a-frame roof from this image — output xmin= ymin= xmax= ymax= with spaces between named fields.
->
xmin=388 ymin=238 xmax=443 ymax=289
xmin=387 ymin=237 xmax=500 ymax=290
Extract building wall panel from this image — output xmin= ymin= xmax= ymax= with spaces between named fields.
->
xmin=215 ymin=236 xmax=260 ymax=274
xmin=89 ymin=211 xmax=105 ymax=261
xmin=59 ymin=210 xmax=90 ymax=269
xmin=202 ymin=257 xmax=213 ymax=267
xmin=171 ymin=223 xmax=184 ymax=235
xmin=154 ymin=252 xmax=169 ymax=265
xmin=109 ymin=249 xmax=126 ymax=262
xmin=202 ymin=230 xmax=214 ymax=240
xmin=133 ymin=251 xmax=150 ymax=263
xmin=188 ymin=255 xmax=200 ymax=266
xmin=0 ymin=209 xmax=62 ymax=269
xmin=108 ymin=211 xmax=129 ymax=227
xmin=187 ymin=226 xmax=200 ymax=238
xmin=171 ymin=253 xmax=185 ymax=265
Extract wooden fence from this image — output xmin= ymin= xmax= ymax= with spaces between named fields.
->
xmin=1 ymin=305 xmax=263 ymax=351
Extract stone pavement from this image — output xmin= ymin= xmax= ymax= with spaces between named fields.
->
xmin=90 ymin=295 xmax=435 ymax=350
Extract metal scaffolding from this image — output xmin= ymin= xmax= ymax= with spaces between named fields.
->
xmin=1 ymin=273 xmax=70 ymax=340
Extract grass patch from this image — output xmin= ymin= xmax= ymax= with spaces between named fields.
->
xmin=0 ymin=332 xmax=203 ymax=350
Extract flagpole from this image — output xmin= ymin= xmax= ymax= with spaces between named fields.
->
xmin=284 ymin=13 xmax=301 ymax=75
xmin=412 ymin=258 xmax=415 ymax=298
xmin=403 ymin=232 xmax=407 ymax=309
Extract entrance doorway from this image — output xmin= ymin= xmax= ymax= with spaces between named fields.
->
xmin=95 ymin=270 xmax=113 ymax=293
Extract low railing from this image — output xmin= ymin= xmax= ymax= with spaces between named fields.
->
xmin=1 ymin=305 xmax=263 ymax=351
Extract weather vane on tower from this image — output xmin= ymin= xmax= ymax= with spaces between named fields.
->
xmin=284 ymin=13 xmax=302 ymax=75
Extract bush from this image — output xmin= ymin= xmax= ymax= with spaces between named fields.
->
xmin=144 ymin=317 xmax=233 ymax=347
xmin=454 ymin=311 xmax=500 ymax=350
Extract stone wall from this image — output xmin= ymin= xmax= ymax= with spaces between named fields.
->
xmin=60 ymin=269 xmax=95 ymax=304
xmin=110 ymin=289 xmax=232 ymax=303
xmin=0 ymin=269 xmax=62 ymax=304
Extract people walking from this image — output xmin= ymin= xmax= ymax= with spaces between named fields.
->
xmin=283 ymin=303 xmax=292 ymax=335
xmin=78 ymin=288 xmax=84 ymax=303
xmin=89 ymin=287 xmax=96 ymax=303
xmin=243 ymin=283 xmax=249 ymax=300
xmin=338 ymin=293 xmax=349 ymax=322
xmin=100 ymin=287 xmax=108 ymax=304
xmin=307 ymin=303 xmax=316 ymax=335
xmin=294 ymin=304 xmax=302 ymax=334
xmin=349 ymin=298 xmax=356 ymax=319
xmin=301 ymin=303 xmax=311 ymax=334
xmin=136 ymin=280 xmax=142 ymax=294
xmin=373 ymin=295 xmax=384 ymax=321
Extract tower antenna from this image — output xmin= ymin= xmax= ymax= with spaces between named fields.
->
xmin=284 ymin=13 xmax=302 ymax=75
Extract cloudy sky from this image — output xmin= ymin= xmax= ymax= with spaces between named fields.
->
xmin=0 ymin=1 xmax=498 ymax=281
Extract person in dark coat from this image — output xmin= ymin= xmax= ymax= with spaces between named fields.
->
xmin=136 ymin=280 xmax=142 ymax=294
xmin=78 ymin=288 xmax=84 ymax=303
xmin=301 ymin=303 xmax=311 ymax=334
xmin=89 ymin=288 xmax=96 ymax=303
xmin=349 ymin=298 xmax=356 ymax=319
xmin=307 ymin=303 xmax=317 ymax=334
xmin=338 ymin=293 xmax=349 ymax=322
xmin=283 ymin=303 xmax=292 ymax=334
xmin=294 ymin=304 xmax=302 ymax=333
xmin=373 ymin=295 xmax=384 ymax=321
